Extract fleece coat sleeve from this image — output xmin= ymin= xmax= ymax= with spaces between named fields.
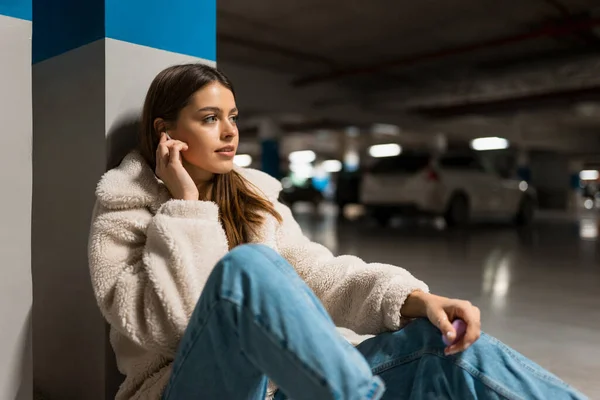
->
xmin=88 ymin=199 xmax=229 ymax=354
xmin=274 ymin=201 xmax=429 ymax=335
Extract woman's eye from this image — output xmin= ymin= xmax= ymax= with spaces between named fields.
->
xmin=204 ymin=115 xmax=218 ymax=123
xmin=230 ymin=115 xmax=239 ymax=124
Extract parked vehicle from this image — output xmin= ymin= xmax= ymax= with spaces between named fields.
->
xmin=360 ymin=151 xmax=536 ymax=227
xmin=279 ymin=178 xmax=324 ymax=209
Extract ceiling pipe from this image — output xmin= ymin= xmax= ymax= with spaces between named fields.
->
xmin=408 ymin=85 xmax=600 ymax=118
xmin=293 ymin=17 xmax=600 ymax=87
xmin=238 ymin=119 xmax=370 ymax=135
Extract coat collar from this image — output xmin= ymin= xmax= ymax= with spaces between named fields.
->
xmin=96 ymin=150 xmax=282 ymax=210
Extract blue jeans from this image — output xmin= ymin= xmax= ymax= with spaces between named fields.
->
xmin=163 ymin=244 xmax=587 ymax=400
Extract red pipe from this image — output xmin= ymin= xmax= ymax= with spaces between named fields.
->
xmin=293 ymin=17 xmax=600 ymax=87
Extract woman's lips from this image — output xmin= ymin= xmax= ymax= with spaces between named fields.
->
xmin=216 ymin=146 xmax=236 ymax=158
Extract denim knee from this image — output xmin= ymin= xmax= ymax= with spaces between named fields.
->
xmin=218 ymin=244 xmax=290 ymax=279
xmin=228 ymin=243 xmax=279 ymax=261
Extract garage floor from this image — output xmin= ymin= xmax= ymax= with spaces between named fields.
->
xmin=294 ymin=205 xmax=600 ymax=399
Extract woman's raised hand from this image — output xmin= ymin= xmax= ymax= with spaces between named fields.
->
xmin=155 ymin=132 xmax=199 ymax=201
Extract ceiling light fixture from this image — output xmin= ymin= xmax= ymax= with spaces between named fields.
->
xmin=369 ymin=143 xmax=401 ymax=158
xmin=288 ymin=150 xmax=316 ymax=164
xmin=470 ymin=137 xmax=509 ymax=151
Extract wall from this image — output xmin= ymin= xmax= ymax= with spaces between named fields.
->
xmin=0 ymin=3 xmax=33 ymax=400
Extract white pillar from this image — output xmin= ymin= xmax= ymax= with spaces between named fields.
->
xmin=0 ymin=3 xmax=33 ymax=400
xmin=31 ymin=1 xmax=215 ymax=398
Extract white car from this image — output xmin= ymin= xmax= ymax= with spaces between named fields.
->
xmin=360 ymin=151 xmax=536 ymax=227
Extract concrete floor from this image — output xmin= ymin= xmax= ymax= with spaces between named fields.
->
xmin=293 ymin=205 xmax=600 ymax=399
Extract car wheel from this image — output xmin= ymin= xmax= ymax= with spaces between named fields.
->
xmin=444 ymin=194 xmax=470 ymax=227
xmin=514 ymin=196 xmax=535 ymax=226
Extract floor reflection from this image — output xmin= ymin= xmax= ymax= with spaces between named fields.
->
xmin=292 ymin=203 xmax=600 ymax=398
xmin=580 ymin=219 xmax=598 ymax=240
xmin=481 ymin=248 xmax=514 ymax=311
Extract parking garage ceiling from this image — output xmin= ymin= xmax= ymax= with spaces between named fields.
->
xmin=218 ymin=0 xmax=600 ymax=153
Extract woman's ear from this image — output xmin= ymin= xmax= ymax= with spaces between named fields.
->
xmin=153 ymin=118 xmax=166 ymax=135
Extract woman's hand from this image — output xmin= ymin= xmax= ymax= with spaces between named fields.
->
xmin=424 ymin=293 xmax=481 ymax=356
xmin=155 ymin=133 xmax=199 ymax=201
xmin=401 ymin=291 xmax=481 ymax=356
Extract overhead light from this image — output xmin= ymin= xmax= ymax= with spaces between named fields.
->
xmin=470 ymin=137 xmax=509 ymax=151
xmin=322 ymin=159 xmax=342 ymax=173
xmin=369 ymin=143 xmax=401 ymax=158
xmin=289 ymin=150 xmax=316 ymax=164
xmin=289 ymin=162 xmax=314 ymax=178
xmin=234 ymin=154 xmax=252 ymax=168
xmin=580 ymin=170 xmax=599 ymax=181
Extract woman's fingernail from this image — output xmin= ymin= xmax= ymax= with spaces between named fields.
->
xmin=446 ymin=331 xmax=455 ymax=338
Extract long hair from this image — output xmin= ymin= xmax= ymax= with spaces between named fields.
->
xmin=139 ymin=63 xmax=281 ymax=248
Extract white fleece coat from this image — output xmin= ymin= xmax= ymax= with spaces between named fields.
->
xmin=88 ymin=150 xmax=429 ymax=400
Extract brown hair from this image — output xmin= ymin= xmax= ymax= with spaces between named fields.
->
xmin=139 ymin=64 xmax=281 ymax=249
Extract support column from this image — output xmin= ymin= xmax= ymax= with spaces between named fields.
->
xmin=516 ymin=148 xmax=531 ymax=182
xmin=0 ymin=2 xmax=32 ymax=400
xmin=568 ymin=159 xmax=584 ymax=211
xmin=342 ymin=126 xmax=361 ymax=173
xmin=336 ymin=127 xmax=361 ymax=213
xmin=31 ymin=1 xmax=215 ymax=399
xmin=259 ymin=118 xmax=282 ymax=179
xmin=529 ymin=151 xmax=570 ymax=210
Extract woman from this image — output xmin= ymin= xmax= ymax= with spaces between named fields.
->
xmin=88 ymin=63 xmax=586 ymax=400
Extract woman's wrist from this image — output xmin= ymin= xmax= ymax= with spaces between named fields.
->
xmin=400 ymin=290 xmax=431 ymax=318
xmin=181 ymin=193 xmax=199 ymax=201
xmin=175 ymin=189 xmax=199 ymax=201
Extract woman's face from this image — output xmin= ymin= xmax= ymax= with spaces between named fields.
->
xmin=168 ymin=82 xmax=239 ymax=178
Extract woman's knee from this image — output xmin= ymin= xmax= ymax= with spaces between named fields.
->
xmin=216 ymin=244 xmax=292 ymax=280
xmin=223 ymin=244 xmax=279 ymax=269
xmin=206 ymin=244 xmax=302 ymax=306
xmin=228 ymin=243 xmax=279 ymax=261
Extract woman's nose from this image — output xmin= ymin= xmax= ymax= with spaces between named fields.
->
xmin=221 ymin=120 xmax=237 ymax=139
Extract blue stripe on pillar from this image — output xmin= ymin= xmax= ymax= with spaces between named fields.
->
xmin=517 ymin=166 xmax=531 ymax=183
xmin=0 ymin=0 xmax=32 ymax=21
xmin=261 ymin=139 xmax=281 ymax=180
xmin=570 ymin=173 xmax=581 ymax=190
xmin=32 ymin=0 xmax=215 ymax=64
xmin=32 ymin=0 xmax=104 ymax=63
xmin=105 ymin=0 xmax=216 ymax=61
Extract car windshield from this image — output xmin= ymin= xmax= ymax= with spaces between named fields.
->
xmin=439 ymin=154 xmax=482 ymax=170
xmin=370 ymin=153 xmax=431 ymax=174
